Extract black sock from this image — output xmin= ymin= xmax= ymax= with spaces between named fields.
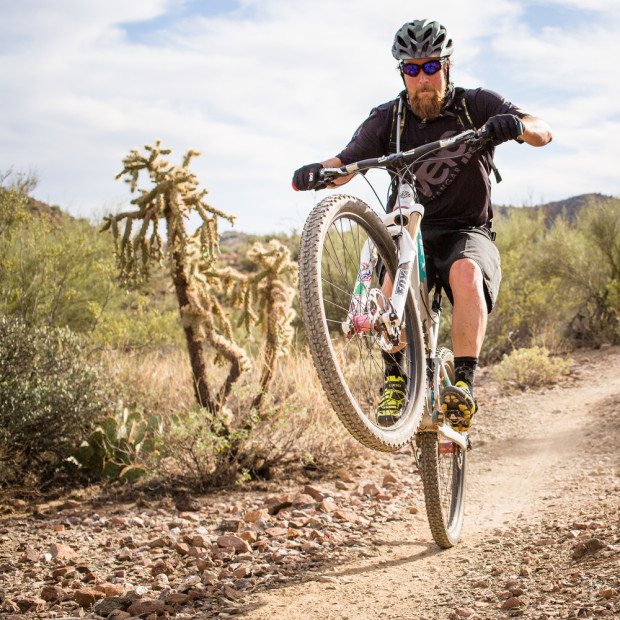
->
xmin=382 ymin=349 xmax=406 ymax=379
xmin=454 ymin=356 xmax=478 ymax=393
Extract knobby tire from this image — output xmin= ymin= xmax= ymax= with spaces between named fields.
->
xmin=299 ymin=195 xmax=426 ymax=452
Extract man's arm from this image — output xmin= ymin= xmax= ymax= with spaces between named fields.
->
xmin=520 ymin=115 xmax=552 ymax=147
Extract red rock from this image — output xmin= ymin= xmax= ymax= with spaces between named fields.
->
xmin=303 ymin=485 xmax=325 ymax=501
xmin=572 ymin=538 xmax=605 ymax=559
xmin=40 ymin=585 xmax=65 ymax=602
xmin=127 ymin=598 xmax=165 ymax=615
xmin=500 ymin=597 xmax=526 ymax=610
xmin=337 ymin=469 xmax=355 ymax=483
xmin=151 ymin=560 xmax=173 ymax=577
xmin=407 ymin=505 xmax=420 ymax=514
xmin=243 ymin=509 xmax=268 ymax=523
xmin=265 ymin=527 xmax=288 ymax=538
xmin=107 ymin=611 xmax=130 ymax=620
xmin=108 ymin=516 xmax=128 ymax=527
xmin=455 ymin=608 xmax=475 ymax=617
xmin=319 ymin=499 xmax=337 ymax=513
xmin=17 ymin=597 xmax=46 ymax=612
xmin=232 ymin=566 xmax=251 ymax=578
xmin=363 ymin=482 xmax=381 ymax=497
xmin=54 ymin=524 xmax=65 ymax=532
xmin=239 ymin=531 xmax=258 ymax=543
xmin=148 ymin=536 xmax=167 ymax=548
xmin=100 ymin=583 xmax=126 ymax=597
xmin=175 ymin=542 xmax=190 ymax=555
xmin=49 ymin=543 xmax=76 ymax=560
xmin=191 ymin=534 xmax=209 ymax=547
xmin=266 ymin=494 xmax=294 ymax=515
xmin=117 ymin=547 xmax=132 ymax=561
xmin=600 ymin=588 xmax=618 ymax=599
xmin=291 ymin=493 xmax=316 ymax=505
xmin=202 ymin=570 xmax=218 ymax=583
xmin=23 ymin=549 xmax=40 ymax=562
xmin=74 ymin=588 xmax=103 ymax=608
xmin=382 ymin=472 xmax=399 ymax=486
xmin=167 ymin=592 xmax=190 ymax=604
xmin=217 ymin=535 xmax=252 ymax=553
xmin=333 ymin=510 xmax=357 ymax=522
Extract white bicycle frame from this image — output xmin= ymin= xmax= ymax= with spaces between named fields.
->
xmin=378 ymin=184 xmax=469 ymax=450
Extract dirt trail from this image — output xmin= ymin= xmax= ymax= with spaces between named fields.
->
xmin=0 ymin=348 xmax=617 ymax=619
xmin=244 ymin=348 xmax=620 ymax=619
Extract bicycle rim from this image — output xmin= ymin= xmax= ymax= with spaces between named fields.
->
xmin=299 ymin=195 xmax=426 ymax=452
xmin=418 ymin=349 xmax=467 ymax=547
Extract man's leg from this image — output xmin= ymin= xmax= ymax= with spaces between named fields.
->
xmin=450 ymin=258 xmax=487 ymax=359
xmin=442 ymin=257 xmax=487 ymax=430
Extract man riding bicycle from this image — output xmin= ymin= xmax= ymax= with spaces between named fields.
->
xmin=293 ymin=19 xmax=552 ymax=431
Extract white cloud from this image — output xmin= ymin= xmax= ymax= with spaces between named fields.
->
xmin=1 ymin=0 xmax=618 ymax=234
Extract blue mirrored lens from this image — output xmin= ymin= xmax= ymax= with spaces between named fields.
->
xmin=402 ymin=60 xmax=442 ymax=77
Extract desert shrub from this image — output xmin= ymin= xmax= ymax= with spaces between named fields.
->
xmin=155 ymin=348 xmax=368 ymax=488
xmin=0 ymin=316 xmax=111 ymax=482
xmin=535 ymin=199 xmax=620 ymax=346
xmin=492 ymin=346 xmax=572 ymax=391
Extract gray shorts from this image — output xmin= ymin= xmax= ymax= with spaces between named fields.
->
xmin=422 ymin=226 xmax=501 ymax=313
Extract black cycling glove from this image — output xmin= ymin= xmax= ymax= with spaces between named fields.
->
xmin=292 ymin=163 xmax=324 ymax=191
xmin=483 ymin=114 xmax=525 ymax=143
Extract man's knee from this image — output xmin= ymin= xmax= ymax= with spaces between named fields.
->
xmin=449 ymin=259 xmax=483 ymax=296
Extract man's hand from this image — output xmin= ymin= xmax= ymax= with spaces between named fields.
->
xmin=483 ymin=114 xmax=525 ymax=143
xmin=292 ymin=163 xmax=324 ymax=191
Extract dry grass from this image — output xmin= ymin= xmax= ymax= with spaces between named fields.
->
xmin=96 ymin=345 xmax=369 ymax=487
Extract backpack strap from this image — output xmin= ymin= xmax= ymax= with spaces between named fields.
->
xmin=388 ymin=92 xmax=406 ymax=154
xmin=455 ymin=88 xmax=502 ymax=184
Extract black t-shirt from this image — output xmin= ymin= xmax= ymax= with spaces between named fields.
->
xmin=336 ymin=86 xmax=527 ymax=228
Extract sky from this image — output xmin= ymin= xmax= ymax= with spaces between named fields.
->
xmin=1 ymin=0 xmax=619 ymax=234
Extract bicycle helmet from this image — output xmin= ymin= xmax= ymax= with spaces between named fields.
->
xmin=392 ymin=20 xmax=454 ymax=60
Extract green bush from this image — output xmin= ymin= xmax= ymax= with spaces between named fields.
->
xmin=0 ymin=316 xmax=111 ymax=482
xmin=492 ymin=346 xmax=572 ymax=391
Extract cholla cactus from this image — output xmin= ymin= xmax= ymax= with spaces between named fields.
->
xmin=102 ymin=142 xmax=247 ymax=417
xmin=245 ymin=240 xmax=297 ymax=411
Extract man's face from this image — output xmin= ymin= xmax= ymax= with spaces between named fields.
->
xmin=401 ymin=57 xmax=448 ymax=120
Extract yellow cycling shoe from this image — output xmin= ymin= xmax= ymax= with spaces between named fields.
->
xmin=376 ymin=375 xmax=406 ymax=427
xmin=441 ymin=381 xmax=477 ymax=432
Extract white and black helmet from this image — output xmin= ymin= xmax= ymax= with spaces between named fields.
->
xmin=392 ymin=19 xmax=454 ymax=60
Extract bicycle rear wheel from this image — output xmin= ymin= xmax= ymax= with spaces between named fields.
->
xmin=299 ymin=194 xmax=426 ymax=452
xmin=418 ymin=348 xmax=467 ymax=547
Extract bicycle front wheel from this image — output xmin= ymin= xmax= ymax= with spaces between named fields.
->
xmin=299 ymin=194 xmax=426 ymax=452
xmin=418 ymin=348 xmax=467 ymax=548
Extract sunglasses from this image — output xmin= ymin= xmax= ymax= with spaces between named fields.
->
xmin=400 ymin=59 xmax=446 ymax=77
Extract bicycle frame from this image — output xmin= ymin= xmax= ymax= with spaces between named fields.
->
xmin=380 ymin=191 xmax=468 ymax=450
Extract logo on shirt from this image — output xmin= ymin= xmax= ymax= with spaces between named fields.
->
xmin=413 ymin=130 xmax=473 ymax=202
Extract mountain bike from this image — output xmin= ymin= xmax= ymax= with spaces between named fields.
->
xmin=298 ymin=128 xmax=491 ymax=548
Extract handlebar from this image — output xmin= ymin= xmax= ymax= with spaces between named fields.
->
xmin=319 ymin=127 xmax=489 ymax=184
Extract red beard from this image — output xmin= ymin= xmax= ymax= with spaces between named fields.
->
xmin=409 ymin=86 xmax=445 ymax=120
